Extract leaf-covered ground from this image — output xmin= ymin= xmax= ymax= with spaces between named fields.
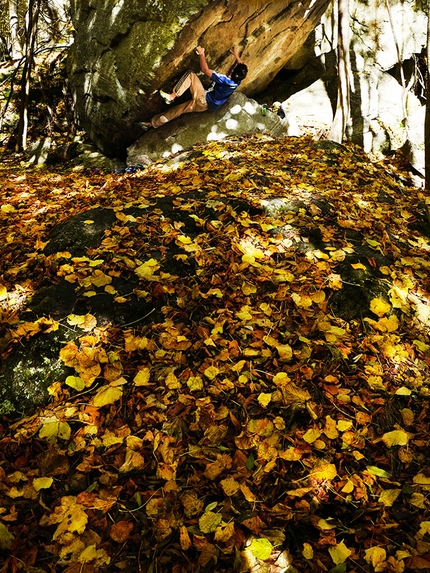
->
xmin=1 ymin=135 xmax=430 ymax=573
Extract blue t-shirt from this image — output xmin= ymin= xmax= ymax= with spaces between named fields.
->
xmin=206 ymin=72 xmax=240 ymax=111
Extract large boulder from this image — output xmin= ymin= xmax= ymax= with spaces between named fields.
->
xmin=67 ymin=0 xmax=331 ymax=157
xmin=259 ymin=0 xmax=426 ymax=175
xmin=126 ymin=92 xmax=292 ymax=165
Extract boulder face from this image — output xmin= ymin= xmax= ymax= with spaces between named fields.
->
xmin=67 ymin=0 xmax=331 ymax=158
xmin=127 ymin=92 xmax=294 ymax=166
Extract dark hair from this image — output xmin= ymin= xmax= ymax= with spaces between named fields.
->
xmin=231 ymin=63 xmax=248 ymax=83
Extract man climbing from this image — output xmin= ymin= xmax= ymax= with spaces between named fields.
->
xmin=137 ymin=45 xmax=248 ymax=130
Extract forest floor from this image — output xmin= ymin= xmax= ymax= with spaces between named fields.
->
xmin=1 ymin=134 xmax=430 ymax=573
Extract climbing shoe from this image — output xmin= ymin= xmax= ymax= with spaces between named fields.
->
xmin=134 ymin=121 xmax=152 ymax=131
xmin=159 ymin=90 xmax=174 ymax=104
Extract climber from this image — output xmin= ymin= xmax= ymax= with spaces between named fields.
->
xmin=136 ymin=45 xmax=248 ymax=130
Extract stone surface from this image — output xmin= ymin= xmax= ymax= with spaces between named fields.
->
xmin=269 ymin=0 xmax=427 ymax=174
xmin=67 ymin=0 xmax=331 ymax=157
xmin=127 ymin=92 xmax=290 ymax=165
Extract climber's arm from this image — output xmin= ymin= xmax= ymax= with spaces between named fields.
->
xmin=196 ymin=46 xmax=213 ymax=78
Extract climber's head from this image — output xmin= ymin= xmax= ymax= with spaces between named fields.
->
xmin=231 ymin=63 xmax=248 ymax=83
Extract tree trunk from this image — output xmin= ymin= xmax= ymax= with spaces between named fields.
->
xmin=327 ymin=0 xmax=351 ymax=143
xmin=425 ymin=0 xmax=430 ymax=190
xmin=8 ymin=0 xmax=22 ymax=60
xmin=16 ymin=0 xmax=41 ymax=152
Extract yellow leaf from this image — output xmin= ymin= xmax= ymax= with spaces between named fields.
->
xmin=236 ymin=308 xmax=253 ymax=321
xmin=317 ymin=518 xmax=336 ymax=530
xmin=199 ymin=511 xmax=222 ymax=533
xmin=286 ymin=487 xmax=313 ymax=497
xmin=187 ymin=376 xmax=204 ymax=392
xmin=134 ymin=368 xmax=151 ymax=386
xmin=341 ymin=480 xmax=354 ymax=493
xmin=378 ymin=489 xmax=401 ymax=507
xmin=67 ymin=314 xmax=86 ymax=326
xmin=83 ymin=290 xmax=97 ymax=297
xmin=204 ymin=366 xmax=220 ymax=380
xmin=165 ymin=371 xmax=181 ymax=389
xmin=65 ymin=375 xmax=85 ymax=391
xmin=324 ymin=415 xmax=339 ymax=439
xmin=414 ymin=339 xmax=430 ymax=353
xmin=91 ymin=270 xmax=112 ymax=287
xmin=78 ymin=544 xmax=111 ymax=566
xmin=33 ymin=477 xmax=53 ymax=491
xmin=240 ymin=483 xmax=257 ymax=501
xmin=364 ymin=547 xmax=387 ymax=568
xmin=351 ymin=262 xmax=367 ymax=270
xmin=220 ymin=477 xmax=240 ymax=496
xmin=275 ymin=343 xmax=293 ymax=361
xmin=177 ymin=235 xmax=192 ymax=244
xmin=413 ymin=472 xmax=430 ymax=485
xmin=48 ymin=496 xmax=88 ymax=540
xmin=366 ymin=466 xmax=392 ymax=479
xmin=337 ymin=420 xmax=353 ymax=432
xmin=92 ymin=385 xmax=123 ymax=407
xmin=311 ymin=461 xmax=337 ymax=480
xmin=258 ymin=392 xmax=272 ymax=408
xmin=367 ymin=375 xmax=385 ymax=390
xmin=1 ymin=204 xmax=16 ymax=213
xmin=242 ymin=281 xmax=257 ymax=295
xmin=329 ymin=541 xmax=351 ymax=565
xmin=401 ymin=408 xmax=414 ymax=426
xmin=291 ymin=292 xmax=313 ymax=308
xmin=135 ymin=259 xmax=160 ymax=279
xmin=0 ymin=284 xmax=7 ymax=299
xmin=39 ymin=417 xmax=71 ymax=441
xmin=395 ymin=386 xmax=411 ymax=396
xmin=248 ymin=538 xmax=273 ymax=560
xmin=247 ymin=418 xmax=274 ymax=437
xmin=302 ymin=543 xmax=314 ymax=560
xmin=303 ymin=428 xmax=321 ymax=443
xmin=382 ymin=430 xmax=408 ymax=447
xmin=312 ymin=291 xmax=326 ymax=303
xmin=410 ymin=493 xmax=427 ymax=508
xmin=67 ymin=313 xmax=97 ymax=331
xmin=214 ymin=521 xmax=235 ymax=543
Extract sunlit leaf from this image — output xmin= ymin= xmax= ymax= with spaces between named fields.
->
xmin=329 ymin=541 xmax=351 ymax=565
xmin=220 ymin=477 xmax=240 ymax=496
xmin=199 ymin=511 xmax=222 ymax=533
xmin=364 ymin=547 xmax=387 ymax=568
xmin=78 ymin=544 xmax=111 ymax=566
xmin=204 ymin=366 xmax=220 ymax=380
xmin=381 ymin=430 xmax=408 ymax=447
xmin=92 ymin=385 xmax=123 ymax=407
xmin=378 ymin=489 xmax=401 ymax=507
xmin=366 ymin=466 xmax=392 ymax=479
xmin=303 ymin=428 xmax=321 ymax=443
xmin=258 ymin=392 xmax=272 ymax=408
xmin=65 ymin=375 xmax=85 ymax=391
xmin=187 ymin=375 xmax=204 ymax=391
xmin=33 ymin=477 xmax=53 ymax=491
xmin=248 ymin=538 xmax=273 ymax=560
xmin=311 ymin=460 xmax=337 ymax=480
xmin=302 ymin=543 xmax=313 ymax=560
xmin=370 ymin=298 xmax=391 ymax=317
xmin=39 ymin=417 xmax=71 ymax=441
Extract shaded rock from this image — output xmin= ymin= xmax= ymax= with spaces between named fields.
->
xmin=44 ymin=207 xmax=116 ymax=256
xmin=0 ymin=326 xmax=75 ymax=417
xmin=67 ymin=0 xmax=331 ymax=157
xmin=127 ymin=92 xmax=286 ymax=164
